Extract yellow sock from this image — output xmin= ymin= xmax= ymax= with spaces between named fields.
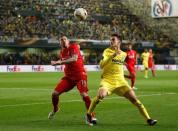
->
xmin=87 ymin=96 xmax=101 ymax=114
xmin=133 ymin=99 xmax=151 ymax=120
xmin=144 ymin=69 xmax=148 ymax=77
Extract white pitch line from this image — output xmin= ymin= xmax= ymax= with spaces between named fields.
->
xmin=0 ymin=87 xmax=171 ymax=94
xmin=0 ymin=92 xmax=176 ymax=109
xmin=104 ymin=92 xmax=177 ymax=100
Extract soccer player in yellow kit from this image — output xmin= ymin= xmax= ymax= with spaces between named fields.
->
xmin=141 ymin=49 xmax=150 ymax=78
xmin=86 ymin=34 xmax=157 ymax=126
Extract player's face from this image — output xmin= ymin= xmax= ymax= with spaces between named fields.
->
xmin=127 ymin=44 xmax=132 ymax=50
xmin=60 ymin=36 xmax=69 ymax=48
xmin=110 ymin=36 xmax=121 ymax=48
xmin=149 ymin=49 xmax=152 ymax=53
xmin=144 ymin=49 xmax=148 ymax=52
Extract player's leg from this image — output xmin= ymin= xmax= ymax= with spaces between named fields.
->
xmin=48 ymin=77 xmax=75 ymax=119
xmin=124 ymin=74 xmax=131 ymax=79
xmin=48 ymin=90 xmax=60 ymax=119
xmin=151 ymin=65 xmax=156 ymax=77
xmin=124 ymin=89 xmax=157 ymax=125
xmin=151 ymin=69 xmax=156 ymax=77
xmin=149 ymin=62 xmax=156 ymax=77
xmin=76 ymin=75 xmax=91 ymax=110
xmin=81 ymin=92 xmax=91 ymax=110
xmin=125 ymin=66 xmax=136 ymax=89
xmin=130 ymin=69 xmax=136 ymax=88
xmin=86 ymin=87 xmax=108 ymax=125
xmin=131 ymin=73 xmax=136 ymax=88
xmin=144 ymin=65 xmax=148 ymax=78
xmin=124 ymin=66 xmax=132 ymax=79
xmin=76 ymin=75 xmax=98 ymax=123
xmin=88 ymin=87 xmax=107 ymax=114
xmin=124 ymin=89 xmax=150 ymax=120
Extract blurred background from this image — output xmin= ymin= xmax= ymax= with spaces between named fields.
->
xmin=0 ymin=0 xmax=178 ymax=65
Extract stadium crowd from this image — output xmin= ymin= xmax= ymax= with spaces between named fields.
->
xmin=0 ymin=48 xmax=171 ymax=65
xmin=0 ymin=0 xmax=177 ymax=65
xmin=0 ymin=49 xmax=102 ymax=65
xmin=0 ymin=0 xmax=164 ymax=41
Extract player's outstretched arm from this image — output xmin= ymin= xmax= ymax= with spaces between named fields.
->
xmin=100 ymin=52 xmax=116 ymax=69
xmin=51 ymin=54 xmax=78 ymax=66
xmin=51 ymin=60 xmax=62 ymax=66
xmin=61 ymin=54 xmax=78 ymax=64
xmin=100 ymin=48 xmax=121 ymax=69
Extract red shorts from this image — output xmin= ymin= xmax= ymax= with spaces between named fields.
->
xmin=126 ymin=65 xmax=135 ymax=75
xmin=148 ymin=62 xmax=155 ymax=69
xmin=148 ymin=62 xmax=153 ymax=68
xmin=55 ymin=75 xmax=88 ymax=94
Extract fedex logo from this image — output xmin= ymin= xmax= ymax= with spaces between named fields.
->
xmin=7 ymin=65 xmax=21 ymax=72
xmin=32 ymin=65 xmax=44 ymax=72
xmin=54 ymin=65 xmax=64 ymax=72
xmin=164 ymin=65 xmax=172 ymax=70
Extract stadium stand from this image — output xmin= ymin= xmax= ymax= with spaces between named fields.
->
xmin=0 ymin=0 xmax=178 ymax=65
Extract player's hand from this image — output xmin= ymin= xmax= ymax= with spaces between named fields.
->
xmin=51 ymin=60 xmax=57 ymax=66
xmin=51 ymin=60 xmax=62 ymax=65
xmin=113 ymin=46 xmax=120 ymax=57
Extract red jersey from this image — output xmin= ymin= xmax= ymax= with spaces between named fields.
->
xmin=148 ymin=52 xmax=154 ymax=67
xmin=125 ymin=50 xmax=137 ymax=66
xmin=60 ymin=43 xmax=86 ymax=79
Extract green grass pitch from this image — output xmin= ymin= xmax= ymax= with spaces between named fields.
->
xmin=0 ymin=71 xmax=178 ymax=131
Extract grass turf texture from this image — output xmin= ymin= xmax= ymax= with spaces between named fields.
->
xmin=0 ymin=71 xmax=178 ymax=131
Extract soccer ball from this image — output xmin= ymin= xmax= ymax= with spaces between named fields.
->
xmin=74 ymin=8 xmax=87 ymax=20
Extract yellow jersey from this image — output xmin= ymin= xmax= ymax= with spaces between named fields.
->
xmin=141 ymin=52 xmax=149 ymax=64
xmin=99 ymin=47 xmax=126 ymax=81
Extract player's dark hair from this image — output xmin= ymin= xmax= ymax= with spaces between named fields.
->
xmin=111 ymin=33 xmax=122 ymax=42
xmin=127 ymin=42 xmax=133 ymax=46
xmin=144 ymin=48 xmax=148 ymax=52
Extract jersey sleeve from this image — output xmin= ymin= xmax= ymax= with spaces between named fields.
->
xmin=141 ymin=53 xmax=144 ymax=59
xmin=99 ymin=49 xmax=114 ymax=69
xmin=122 ymin=52 xmax=127 ymax=61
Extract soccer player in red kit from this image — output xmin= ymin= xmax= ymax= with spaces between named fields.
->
xmin=48 ymin=36 xmax=96 ymax=122
xmin=148 ymin=49 xmax=156 ymax=77
xmin=124 ymin=43 xmax=137 ymax=89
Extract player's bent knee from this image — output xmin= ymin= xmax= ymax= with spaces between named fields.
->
xmin=80 ymin=92 xmax=88 ymax=97
xmin=52 ymin=91 xmax=60 ymax=96
xmin=98 ymin=88 xmax=107 ymax=99
xmin=97 ymin=91 xmax=103 ymax=99
xmin=131 ymin=73 xmax=136 ymax=78
xmin=124 ymin=90 xmax=137 ymax=102
xmin=98 ymin=95 xmax=104 ymax=99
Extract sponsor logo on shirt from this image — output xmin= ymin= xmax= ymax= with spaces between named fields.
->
xmin=112 ymin=58 xmax=124 ymax=64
